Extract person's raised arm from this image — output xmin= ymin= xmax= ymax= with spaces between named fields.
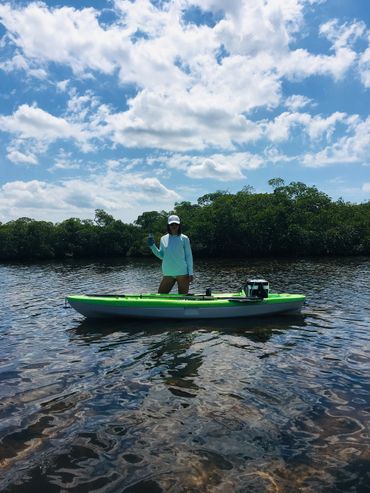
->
xmin=148 ymin=235 xmax=164 ymax=259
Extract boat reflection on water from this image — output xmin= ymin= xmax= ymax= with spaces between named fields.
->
xmin=68 ymin=311 xmax=307 ymax=344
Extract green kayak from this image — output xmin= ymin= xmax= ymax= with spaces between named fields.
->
xmin=66 ymin=291 xmax=305 ymax=320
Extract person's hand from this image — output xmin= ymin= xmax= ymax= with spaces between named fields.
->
xmin=147 ymin=235 xmax=155 ymax=247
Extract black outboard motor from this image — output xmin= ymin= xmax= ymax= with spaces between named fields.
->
xmin=243 ymin=279 xmax=269 ymax=299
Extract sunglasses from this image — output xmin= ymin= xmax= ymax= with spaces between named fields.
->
xmin=169 ymin=223 xmax=179 ymax=227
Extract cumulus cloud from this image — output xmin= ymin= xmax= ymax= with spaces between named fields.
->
xmin=165 ymin=151 xmax=263 ymax=180
xmin=285 ymin=95 xmax=313 ymax=111
xmin=0 ymin=53 xmax=48 ymax=79
xmin=266 ymin=111 xmax=349 ymax=142
xmin=302 ymin=116 xmax=370 ymax=167
xmin=7 ymin=149 xmax=38 ymax=165
xmin=56 ymin=80 xmax=70 ymax=92
xmin=0 ymin=1 xmax=364 ymax=119
xmin=0 ymin=3 xmax=128 ymax=75
xmin=0 ymin=101 xmax=109 ymax=158
xmin=0 ymin=104 xmax=84 ymax=142
xmin=263 ymin=147 xmax=295 ymax=164
xmin=0 ymin=0 xmax=367 ymax=156
xmin=0 ymin=171 xmax=180 ymax=223
xmin=319 ymin=19 xmax=366 ymax=51
xmin=279 ymin=47 xmax=357 ymax=81
xmin=105 ymin=89 xmax=263 ymax=151
xmin=49 ymin=152 xmax=81 ymax=171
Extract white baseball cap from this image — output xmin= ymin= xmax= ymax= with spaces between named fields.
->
xmin=168 ymin=214 xmax=180 ymax=224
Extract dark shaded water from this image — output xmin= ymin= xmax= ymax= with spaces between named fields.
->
xmin=1 ymin=257 xmax=369 ymax=493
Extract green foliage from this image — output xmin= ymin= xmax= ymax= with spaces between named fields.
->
xmin=134 ymin=210 xmax=167 ymax=232
xmin=0 ymin=218 xmax=55 ymax=259
xmin=0 ymin=182 xmax=369 ymax=260
xmin=134 ymin=210 xmax=168 ymax=254
xmin=94 ymin=209 xmax=115 ymax=227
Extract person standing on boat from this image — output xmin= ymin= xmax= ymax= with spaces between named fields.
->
xmin=147 ymin=215 xmax=194 ymax=294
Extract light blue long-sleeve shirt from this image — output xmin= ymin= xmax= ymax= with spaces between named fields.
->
xmin=150 ymin=233 xmax=193 ymax=277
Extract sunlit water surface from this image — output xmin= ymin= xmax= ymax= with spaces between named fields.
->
xmin=1 ymin=257 xmax=369 ymax=492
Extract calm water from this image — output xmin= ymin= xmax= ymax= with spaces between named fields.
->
xmin=0 ymin=257 xmax=369 ymax=493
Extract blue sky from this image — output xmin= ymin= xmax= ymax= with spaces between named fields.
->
xmin=0 ymin=0 xmax=369 ymax=224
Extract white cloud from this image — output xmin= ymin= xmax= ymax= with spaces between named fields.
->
xmin=0 ymin=3 xmax=129 ymax=75
xmin=306 ymin=112 xmax=348 ymax=140
xmin=189 ymin=157 xmax=242 ymax=180
xmin=1 ymin=180 xmax=59 ymax=210
xmin=0 ymin=171 xmax=180 ymax=223
xmin=278 ymin=19 xmax=366 ymax=82
xmin=165 ymin=151 xmax=263 ymax=181
xmin=5 ymin=138 xmax=49 ymax=165
xmin=0 ymin=0 xmax=366 ymax=164
xmin=0 ymin=104 xmax=84 ymax=142
xmin=0 ymin=1 xmax=361 ymax=128
xmin=7 ymin=149 xmax=38 ymax=165
xmin=0 ymin=102 xmax=107 ymax=159
xmin=49 ymin=161 xmax=80 ymax=172
xmin=320 ymin=19 xmax=366 ymax=51
xmin=0 ymin=53 xmax=48 ymax=79
xmin=266 ymin=112 xmax=309 ymax=142
xmin=263 ymin=146 xmax=295 ymax=163
xmin=302 ymin=116 xmax=370 ymax=167
xmin=285 ymin=95 xmax=313 ymax=111
xmin=362 ymin=183 xmax=370 ymax=193
xmin=56 ymin=79 xmax=70 ymax=92
xmin=105 ymin=87 xmax=264 ymax=151
xmin=266 ymin=111 xmax=348 ymax=142
xmin=279 ymin=47 xmax=356 ymax=81
xmin=48 ymin=149 xmax=81 ymax=172
xmin=279 ymin=19 xmax=368 ymax=83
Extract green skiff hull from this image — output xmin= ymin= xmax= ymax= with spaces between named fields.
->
xmin=66 ymin=292 xmax=305 ymax=320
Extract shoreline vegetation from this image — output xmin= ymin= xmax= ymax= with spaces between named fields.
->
xmin=1 ymin=179 xmax=369 ymax=261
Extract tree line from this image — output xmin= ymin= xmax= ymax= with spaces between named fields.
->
xmin=1 ymin=179 xmax=369 ymax=260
